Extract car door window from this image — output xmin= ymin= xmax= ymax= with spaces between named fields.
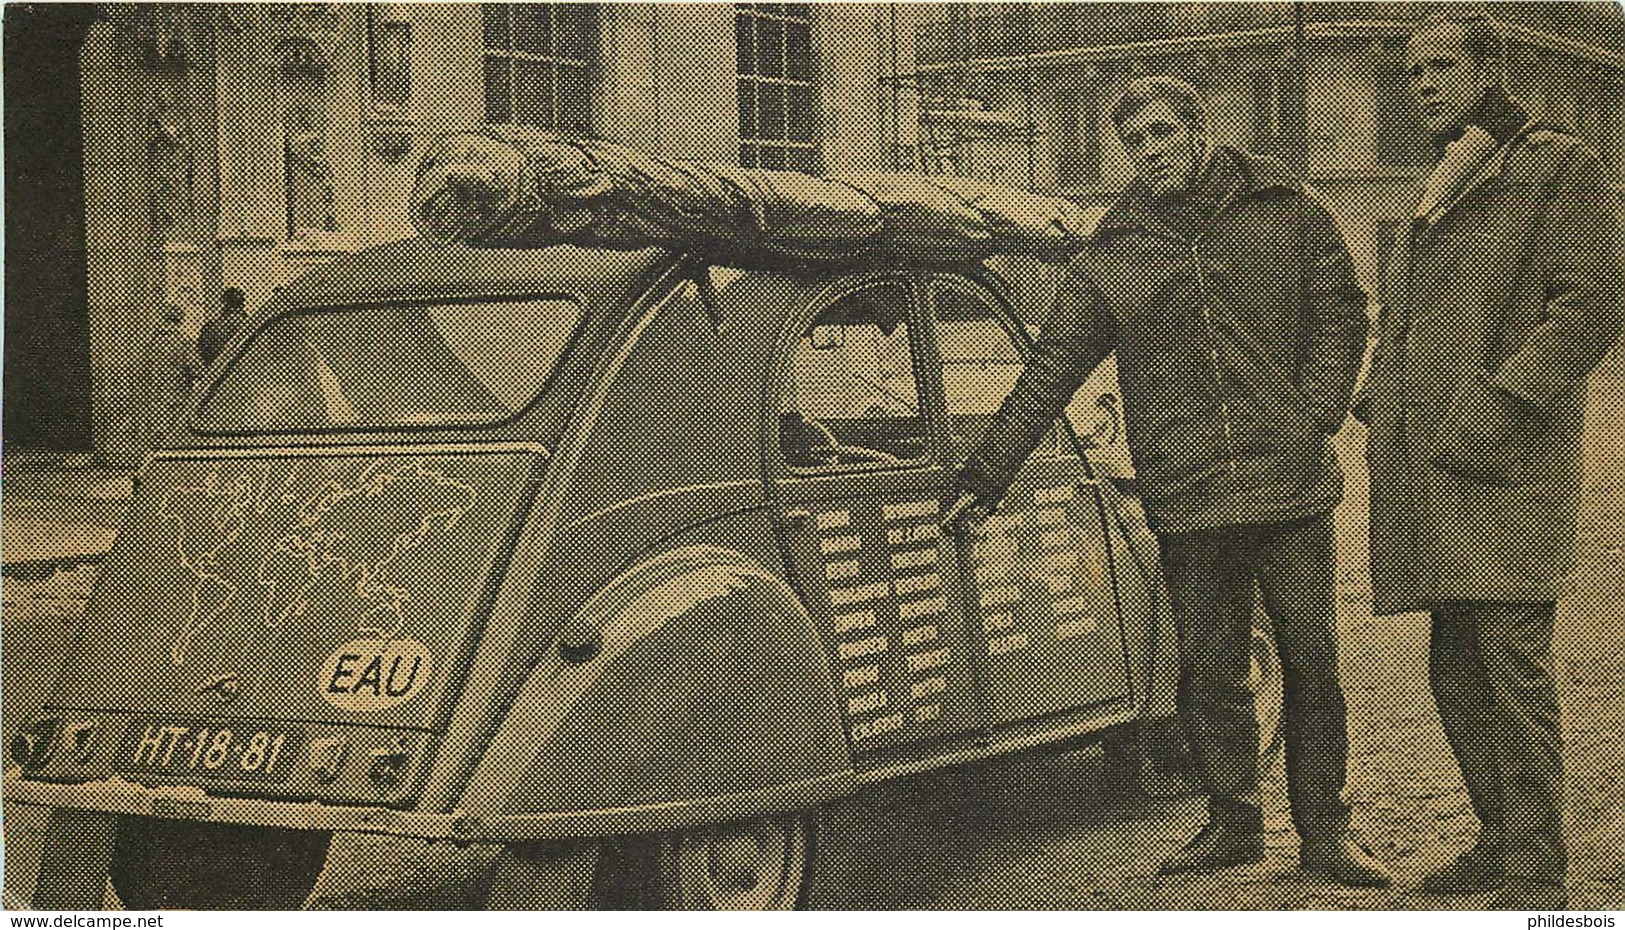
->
xmin=933 ymin=281 xmax=1069 ymax=461
xmin=780 ymin=280 xmax=929 ymax=469
xmin=1068 ymin=356 xmax=1135 ymax=477
xmin=973 ymin=260 xmax=1134 ymax=477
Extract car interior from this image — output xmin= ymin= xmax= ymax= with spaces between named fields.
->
xmin=779 ymin=281 xmax=930 ymax=468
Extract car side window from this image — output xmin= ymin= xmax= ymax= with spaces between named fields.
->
xmin=932 ymin=280 xmax=1070 ymax=460
xmin=1067 ymin=355 xmax=1132 ymax=474
xmin=934 ymin=277 xmax=1132 ymax=472
xmin=780 ymin=280 xmax=929 ymax=469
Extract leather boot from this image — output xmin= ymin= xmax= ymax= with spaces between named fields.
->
xmin=1300 ymin=835 xmax=1394 ymax=888
xmin=1157 ymin=822 xmax=1266 ymax=876
xmin=1420 ymin=841 xmax=1507 ymax=895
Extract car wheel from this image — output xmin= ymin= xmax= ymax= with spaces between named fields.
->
xmin=1250 ymin=613 xmax=1285 ymax=769
xmin=593 ymin=812 xmax=815 ymax=910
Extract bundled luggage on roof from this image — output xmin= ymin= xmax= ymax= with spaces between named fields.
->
xmin=411 ymin=127 xmax=1096 ymax=266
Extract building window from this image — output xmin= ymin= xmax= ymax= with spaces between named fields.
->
xmin=1578 ymin=71 xmax=1624 ymax=181
xmin=481 ymin=4 xmax=598 ymax=133
xmin=1048 ymin=79 xmax=1101 ymax=190
xmin=368 ymin=10 xmax=412 ymax=114
xmin=1248 ymin=69 xmax=1285 ymax=158
xmin=736 ymin=3 xmax=819 ymax=172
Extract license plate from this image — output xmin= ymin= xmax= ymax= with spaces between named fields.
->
xmin=117 ymin=720 xmax=302 ymax=781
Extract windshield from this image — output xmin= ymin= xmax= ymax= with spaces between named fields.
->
xmin=196 ymin=297 xmax=584 ymax=432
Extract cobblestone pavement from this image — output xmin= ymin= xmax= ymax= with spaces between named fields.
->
xmin=808 ymin=568 xmax=1625 ymax=909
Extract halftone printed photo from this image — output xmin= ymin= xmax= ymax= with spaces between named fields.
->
xmin=3 ymin=1 xmax=1623 ymax=917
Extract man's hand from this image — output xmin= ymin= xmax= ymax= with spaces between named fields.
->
xmin=412 ymin=134 xmax=529 ymax=242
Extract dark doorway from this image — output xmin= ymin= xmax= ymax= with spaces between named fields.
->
xmin=4 ymin=4 xmax=98 ymax=452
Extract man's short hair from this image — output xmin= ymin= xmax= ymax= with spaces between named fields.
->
xmin=1109 ymin=76 xmax=1208 ymax=136
xmin=222 ymin=286 xmax=246 ymax=310
xmin=1413 ymin=11 xmax=1508 ymax=67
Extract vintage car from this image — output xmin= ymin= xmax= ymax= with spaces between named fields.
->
xmin=4 ymin=239 xmax=1283 ymax=910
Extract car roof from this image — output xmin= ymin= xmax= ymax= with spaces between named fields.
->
xmin=274 ymin=238 xmax=685 ymax=312
xmin=270 ymin=237 xmax=1046 ymax=336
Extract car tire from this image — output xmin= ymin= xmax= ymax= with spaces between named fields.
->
xmin=484 ymin=841 xmax=601 ymax=909
xmin=593 ymin=812 xmax=815 ymax=910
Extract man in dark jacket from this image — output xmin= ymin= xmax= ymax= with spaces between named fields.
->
xmin=952 ymin=76 xmax=1388 ymax=885
xmin=197 ymin=286 xmax=248 ymax=367
xmin=1357 ymin=14 xmax=1624 ymax=910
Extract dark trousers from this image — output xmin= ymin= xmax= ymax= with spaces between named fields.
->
xmin=1158 ymin=512 xmax=1350 ymax=839
xmin=1429 ymin=601 xmax=1566 ymax=883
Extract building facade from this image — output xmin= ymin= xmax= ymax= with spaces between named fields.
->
xmin=63 ymin=2 xmax=897 ymax=464
xmin=16 ymin=2 xmax=1623 ymax=462
xmin=894 ymin=2 xmax=1625 ymax=290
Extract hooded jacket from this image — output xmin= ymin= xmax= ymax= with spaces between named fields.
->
xmin=1359 ymin=94 xmax=1624 ymax=612
xmin=959 ymin=145 xmax=1370 ymax=535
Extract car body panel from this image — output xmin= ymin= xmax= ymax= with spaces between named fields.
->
xmin=7 ymin=240 xmax=1176 ymax=856
xmin=31 ymin=445 xmax=543 ymax=806
xmin=969 ymin=459 xmax=1132 ymax=728
xmin=774 ymin=466 xmax=985 ymax=756
xmin=462 ymin=546 xmax=850 ymax=832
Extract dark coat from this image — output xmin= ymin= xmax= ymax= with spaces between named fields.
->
xmin=960 ymin=146 xmax=1370 ymax=535
xmin=1361 ymin=117 xmax=1625 ymax=614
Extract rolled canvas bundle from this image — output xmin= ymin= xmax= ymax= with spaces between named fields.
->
xmin=412 ymin=128 xmax=1094 ymax=265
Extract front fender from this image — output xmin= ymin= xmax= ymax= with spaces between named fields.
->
xmin=457 ymin=546 xmax=854 ymax=840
